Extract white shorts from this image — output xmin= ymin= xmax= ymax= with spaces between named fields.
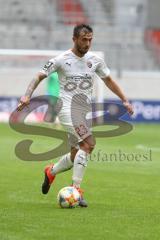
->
xmin=54 ymin=95 xmax=92 ymax=147
xmin=58 ymin=109 xmax=92 ymax=148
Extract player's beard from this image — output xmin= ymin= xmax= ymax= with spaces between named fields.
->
xmin=76 ymin=44 xmax=89 ymax=55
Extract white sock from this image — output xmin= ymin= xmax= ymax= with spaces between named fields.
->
xmin=51 ymin=153 xmax=73 ymax=175
xmin=72 ymin=149 xmax=88 ymax=188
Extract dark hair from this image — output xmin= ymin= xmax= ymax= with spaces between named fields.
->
xmin=73 ymin=24 xmax=93 ymax=37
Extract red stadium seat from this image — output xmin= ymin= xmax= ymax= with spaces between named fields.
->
xmin=57 ymin=0 xmax=88 ymax=25
xmin=145 ymin=29 xmax=160 ymax=65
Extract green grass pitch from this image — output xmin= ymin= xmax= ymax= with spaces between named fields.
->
xmin=0 ymin=123 xmax=160 ymax=240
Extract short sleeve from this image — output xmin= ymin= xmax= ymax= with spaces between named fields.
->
xmin=95 ymin=57 xmax=110 ymax=79
xmin=40 ymin=58 xmax=59 ymax=76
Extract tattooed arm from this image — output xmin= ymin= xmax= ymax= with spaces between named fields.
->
xmin=17 ymin=72 xmax=47 ymax=111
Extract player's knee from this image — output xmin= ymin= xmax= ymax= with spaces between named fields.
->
xmin=87 ymin=138 xmax=96 ymax=153
xmin=80 ymin=141 xmax=96 ymax=154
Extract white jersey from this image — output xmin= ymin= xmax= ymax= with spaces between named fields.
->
xmin=40 ymin=49 xmax=110 ymax=108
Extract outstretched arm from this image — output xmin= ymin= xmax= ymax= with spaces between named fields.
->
xmin=102 ymin=75 xmax=134 ymax=115
xmin=17 ymin=72 xmax=47 ymax=111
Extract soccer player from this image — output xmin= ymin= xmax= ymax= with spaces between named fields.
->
xmin=17 ymin=24 xmax=133 ymax=207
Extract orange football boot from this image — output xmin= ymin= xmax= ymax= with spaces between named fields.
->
xmin=42 ymin=164 xmax=56 ymax=194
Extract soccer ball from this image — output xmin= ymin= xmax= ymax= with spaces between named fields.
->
xmin=57 ymin=186 xmax=81 ymax=208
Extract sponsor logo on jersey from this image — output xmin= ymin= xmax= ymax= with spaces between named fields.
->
xmin=66 ymin=74 xmax=92 ymax=82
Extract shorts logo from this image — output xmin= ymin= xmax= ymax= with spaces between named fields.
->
xmin=87 ymin=61 xmax=92 ymax=68
xmin=75 ymin=124 xmax=88 ymax=137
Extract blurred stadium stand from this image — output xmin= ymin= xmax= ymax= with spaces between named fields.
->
xmin=0 ymin=0 xmax=160 ymax=123
xmin=0 ymin=0 xmax=160 ymax=72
